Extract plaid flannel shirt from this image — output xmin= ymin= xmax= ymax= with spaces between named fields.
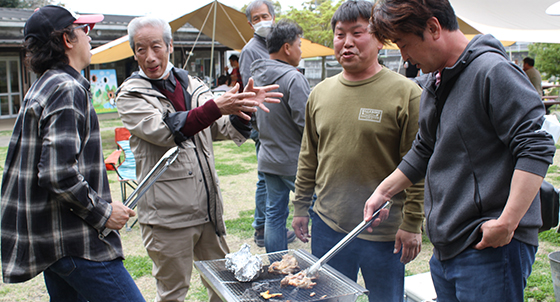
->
xmin=1 ymin=65 xmax=123 ymax=283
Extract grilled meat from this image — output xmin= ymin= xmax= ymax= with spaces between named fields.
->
xmin=268 ymin=254 xmax=300 ymax=274
xmin=280 ymin=271 xmax=317 ymax=289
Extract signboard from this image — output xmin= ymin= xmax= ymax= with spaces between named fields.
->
xmin=90 ymin=69 xmax=118 ymax=113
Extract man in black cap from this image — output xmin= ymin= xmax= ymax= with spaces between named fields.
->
xmin=0 ymin=5 xmax=145 ymax=302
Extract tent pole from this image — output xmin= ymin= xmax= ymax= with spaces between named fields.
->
xmin=321 ymin=56 xmax=326 ymax=80
xmin=183 ymin=3 xmax=214 ymax=70
xmin=210 ymin=0 xmax=217 ymax=84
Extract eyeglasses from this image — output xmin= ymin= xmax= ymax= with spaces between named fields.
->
xmin=74 ymin=24 xmax=90 ymax=36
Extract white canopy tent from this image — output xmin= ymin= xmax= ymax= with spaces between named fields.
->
xmin=451 ymin=0 xmax=560 ymax=43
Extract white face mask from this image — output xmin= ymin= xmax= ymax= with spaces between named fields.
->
xmin=139 ymin=61 xmax=174 ymax=80
xmin=253 ymin=20 xmax=273 ymax=38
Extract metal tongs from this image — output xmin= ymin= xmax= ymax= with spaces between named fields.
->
xmin=305 ymin=200 xmax=393 ymax=277
xmin=101 ymin=146 xmax=180 ymax=237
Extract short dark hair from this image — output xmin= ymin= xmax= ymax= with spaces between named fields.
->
xmin=217 ymin=75 xmax=228 ymax=85
xmin=245 ymin=0 xmax=275 ymax=22
xmin=266 ymin=20 xmax=303 ymax=54
xmin=331 ymin=0 xmax=373 ymax=32
xmin=370 ymin=0 xmax=459 ymax=44
xmin=24 ymin=26 xmax=78 ymax=75
xmin=229 ymin=54 xmax=239 ymax=62
xmin=523 ymin=57 xmax=535 ymax=66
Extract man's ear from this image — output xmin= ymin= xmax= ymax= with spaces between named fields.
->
xmin=283 ymin=42 xmax=291 ymax=56
xmin=426 ymin=17 xmax=441 ymax=40
xmin=248 ymin=20 xmax=255 ymax=30
xmin=62 ymin=32 xmax=73 ymax=50
xmin=168 ymin=39 xmax=174 ymax=54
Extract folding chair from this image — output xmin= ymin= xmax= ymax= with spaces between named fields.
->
xmin=105 ymin=127 xmax=139 ymax=230
xmin=105 ymin=127 xmax=138 ymax=200
xmin=102 ymin=146 xmax=180 ymax=237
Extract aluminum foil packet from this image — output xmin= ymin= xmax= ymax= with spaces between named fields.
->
xmin=225 ymin=243 xmax=263 ymax=282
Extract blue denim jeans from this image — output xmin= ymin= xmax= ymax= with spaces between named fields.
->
xmin=251 ymin=131 xmax=267 ymax=231
xmin=429 ymin=239 xmax=536 ymax=302
xmin=43 ymin=256 xmax=145 ymax=302
xmin=252 ymin=171 xmax=267 ymax=230
xmin=263 ymin=173 xmax=294 ymax=253
xmin=311 ymin=213 xmax=404 ymax=302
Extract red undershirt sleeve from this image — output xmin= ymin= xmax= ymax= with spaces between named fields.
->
xmin=181 ymin=100 xmax=222 ymax=137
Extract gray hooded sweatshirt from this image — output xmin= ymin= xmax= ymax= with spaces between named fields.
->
xmin=251 ymin=58 xmax=311 ymax=176
xmin=398 ymin=34 xmax=556 ymax=261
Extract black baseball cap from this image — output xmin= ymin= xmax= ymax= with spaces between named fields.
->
xmin=24 ymin=5 xmax=104 ymax=43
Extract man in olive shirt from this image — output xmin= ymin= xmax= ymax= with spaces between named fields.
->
xmin=291 ymin=2 xmax=424 ymax=301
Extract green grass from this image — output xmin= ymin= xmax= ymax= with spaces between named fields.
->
xmin=98 ymin=117 xmax=124 ymax=129
xmin=242 ymin=155 xmax=258 ymax=164
xmin=526 ymin=229 xmax=560 ymax=301
xmin=526 ymin=253 xmax=556 ymax=301
xmin=185 ymin=285 xmax=209 ymax=301
xmin=214 ymin=139 xmax=256 ymax=176
xmin=225 ymin=209 xmax=255 ymax=238
xmin=215 ymin=162 xmax=251 ymax=176
xmin=539 ymin=229 xmax=560 ymax=245
xmin=217 ymin=140 xmax=255 ymax=153
xmin=0 ymin=146 xmax=7 ymax=172
xmin=123 ymin=255 xmax=152 ymax=279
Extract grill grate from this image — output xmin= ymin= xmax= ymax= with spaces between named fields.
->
xmin=195 ymin=249 xmax=367 ymax=302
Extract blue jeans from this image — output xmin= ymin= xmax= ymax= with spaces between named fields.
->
xmin=263 ymin=173 xmax=294 ymax=253
xmin=251 ymin=131 xmax=267 ymax=231
xmin=311 ymin=213 xmax=404 ymax=302
xmin=429 ymin=239 xmax=536 ymax=302
xmin=43 ymin=256 xmax=145 ymax=302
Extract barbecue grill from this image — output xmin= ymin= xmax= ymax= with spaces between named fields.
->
xmin=194 ymin=249 xmax=368 ymax=302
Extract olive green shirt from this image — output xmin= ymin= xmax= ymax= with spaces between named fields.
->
xmin=293 ymin=68 xmax=424 ymax=241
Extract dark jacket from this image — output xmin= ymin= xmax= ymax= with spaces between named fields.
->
xmin=398 ymin=34 xmax=556 ymax=260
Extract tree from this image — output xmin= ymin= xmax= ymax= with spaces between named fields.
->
xmin=528 ymin=43 xmax=560 ymax=82
xmin=0 ymin=0 xmax=54 ymax=9
xmin=0 ymin=0 xmax=20 ymax=7
xmin=281 ymin=0 xmax=343 ymax=48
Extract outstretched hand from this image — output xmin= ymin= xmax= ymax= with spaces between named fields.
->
xmin=243 ymin=78 xmax=282 ymax=113
xmin=214 ymin=84 xmax=259 ymax=120
xmin=213 ymin=79 xmax=282 ymax=120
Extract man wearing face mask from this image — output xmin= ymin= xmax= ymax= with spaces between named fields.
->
xmin=239 ymin=0 xmax=275 ymax=86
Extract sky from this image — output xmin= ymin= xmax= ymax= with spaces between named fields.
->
xmin=60 ymin=0 xmax=305 ymax=21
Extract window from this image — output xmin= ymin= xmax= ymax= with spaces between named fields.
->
xmin=0 ymin=57 xmax=22 ymax=117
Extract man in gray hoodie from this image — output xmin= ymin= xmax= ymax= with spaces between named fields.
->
xmin=365 ymin=0 xmax=556 ymax=301
xmin=250 ymin=19 xmax=310 ymax=253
